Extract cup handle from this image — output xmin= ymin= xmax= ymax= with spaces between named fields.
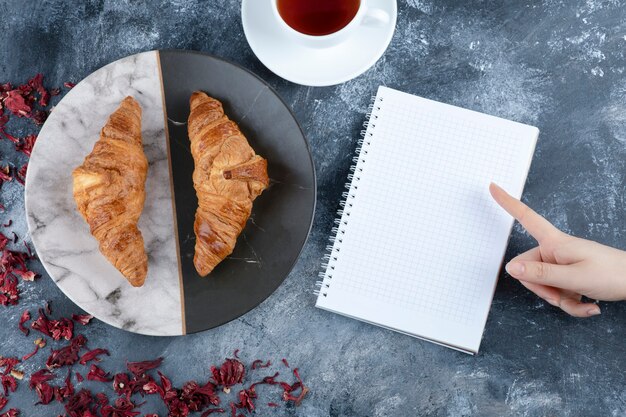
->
xmin=361 ymin=7 xmax=391 ymax=27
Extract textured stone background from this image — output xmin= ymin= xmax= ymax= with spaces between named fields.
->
xmin=1 ymin=1 xmax=625 ymax=416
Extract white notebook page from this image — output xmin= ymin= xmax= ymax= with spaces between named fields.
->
xmin=316 ymin=86 xmax=538 ymax=354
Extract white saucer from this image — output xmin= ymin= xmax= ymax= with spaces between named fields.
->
xmin=241 ymin=0 xmax=397 ymax=87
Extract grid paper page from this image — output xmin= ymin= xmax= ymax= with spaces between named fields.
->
xmin=316 ymin=86 xmax=538 ymax=354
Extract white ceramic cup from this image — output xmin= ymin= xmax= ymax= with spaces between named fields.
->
xmin=271 ymin=0 xmax=391 ymax=48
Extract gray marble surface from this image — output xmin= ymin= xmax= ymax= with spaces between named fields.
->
xmin=0 ymin=1 xmax=625 ymax=416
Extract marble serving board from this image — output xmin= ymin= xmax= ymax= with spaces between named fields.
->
xmin=25 ymin=50 xmax=316 ymax=336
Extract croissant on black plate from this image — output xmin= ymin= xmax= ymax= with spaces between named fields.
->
xmin=187 ymin=91 xmax=269 ymax=276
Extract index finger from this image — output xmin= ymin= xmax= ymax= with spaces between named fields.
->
xmin=489 ymin=183 xmax=561 ymax=243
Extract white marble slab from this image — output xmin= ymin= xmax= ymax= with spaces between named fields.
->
xmin=25 ymin=51 xmax=184 ymax=336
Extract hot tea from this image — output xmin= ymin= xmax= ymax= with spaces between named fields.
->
xmin=277 ymin=0 xmax=361 ymax=36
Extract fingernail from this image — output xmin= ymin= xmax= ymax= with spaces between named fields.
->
xmin=587 ymin=307 xmax=601 ymax=316
xmin=505 ymin=262 xmax=524 ymax=276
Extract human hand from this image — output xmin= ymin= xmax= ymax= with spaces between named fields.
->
xmin=489 ymin=183 xmax=626 ymax=317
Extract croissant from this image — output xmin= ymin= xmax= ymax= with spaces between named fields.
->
xmin=188 ymin=92 xmax=269 ymax=276
xmin=72 ymin=96 xmax=149 ymax=287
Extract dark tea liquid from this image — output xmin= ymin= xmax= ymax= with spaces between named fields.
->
xmin=277 ymin=0 xmax=361 ymax=36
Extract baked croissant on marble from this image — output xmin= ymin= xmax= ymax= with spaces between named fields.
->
xmin=188 ymin=91 xmax=269 ymax=276
xmin=72 ymin=96 xmax=149 ymax=287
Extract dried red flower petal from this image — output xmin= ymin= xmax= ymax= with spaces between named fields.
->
xmin=2 ymin=91 xmax=31 ymax=117
xmin=281 ymin=358 xmax=289 ymax=368
xmin=0 ymin=376 xmax=16 ymax=396
xmin=64 ymin=82 xmax=76 ymax=89
xmin=146 ymin=371 xmax=223 ymax=417
xmin=31 ymin=307 xmax=74 ymax=340
xmin=113 ymin=366 xmax=159 ymax=399
xmin=113 ymin=373 xmax=132 ymax=397
xmin=54 ymin=370 xmax=75 ymax=403
xmin=94 ymin=393 xmax=108 ymax=410
xmin=282 ymin=368 xmax=309 ymax=406
xmin=157 ymin=371 xmax=172 ymax=393
xmin=12 ymin=270 xmax=35 ymax=282
xmin=0 ymin=166 xmax=12 ymax=183
xmin=21 ymin=346 xmax=38 ymax=361
xmin=0 ymin=394 xmax=6 ymax=411
xmin=278 ymin=381 xmax=293 ymax=392
xmin=22 ymin=242 xmax=33 ymax=259
xmin=228 ymin=402 xmax=243 ymax=417
xmin=267 ymin=402 xmax=279 ymax=407
xmin=2 ymin=221 xmax=11 ymax=228
xmin=65 ymin=389 xmax=95 ymax=417
xmin=210 ymin=359 xmax=245 ymax=389
xmin=29 ymin=369 xmax=55 ymax=389
xmin=18 ymin=310 xmax=29 ymax=335
xmin=50 ymin=88 xmax=61 ymax=96
xmin=15 ymin=135 xmax=36 ymax=157
xmin=46 ymin=334 xmax=86 ymax=369
xmin=79 ymin=348 xmax=109 ymax=365
xmin=0 ymin=357 xmax=19 ymax=375
xmin=127 ymin=358 xmax=163 ymax=376
xmin=35 ymin=381 xmax=55 ymax=405
xmin=200 ymin=409 xmax=225 ymax=416
xmin=1 ymin=235 xmax=32 ymax=282
xmin=75 ymin=372 xmax=83 ymax=383
xmin=135 ymin=375 xmax=155 ymax=397
xmin=15 ymin=164 xmax=26 ymax=186
xmin=0 ymin=276 xmax=19 ymax=306
xmin=27 ymin=74 xmax=50 ymax=107
xmin=101 ymin=397 xmax=141 ymax=417
xmin=87 ymin=364 xmax=112 ymax=382
xmin=31 ymin=110 xmax=47 ymax=125
xmin=72 ymin=313 xmax=93 ymax=325
xmin=154 ymin=372 xmax=187 ymax=416
xmin=166 ymin=398 xmax=190 ymax=417
xmin=251 ymin=360 xmax=270 ymax=370
xmin=235 ymin=388 xmax=256 ymax=412
xmin=180 ymin=380 xmax=220 ymax=410
xmin=0 ymin=408 xmax=18 ymax=417
xmin=249 ymin=372 xmax=279 ymax=389
xmin=0 ymin=130 xmax=19 ymax=144
xmin=141 ymin=380 xmax=162 ymax=396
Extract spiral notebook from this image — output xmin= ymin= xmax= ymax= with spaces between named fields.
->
xmin=315 ymin=86 xmax=538 ymax=354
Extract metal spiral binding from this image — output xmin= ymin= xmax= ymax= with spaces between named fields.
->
xmin=314 ymin=94 xmax=383 ymax=297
